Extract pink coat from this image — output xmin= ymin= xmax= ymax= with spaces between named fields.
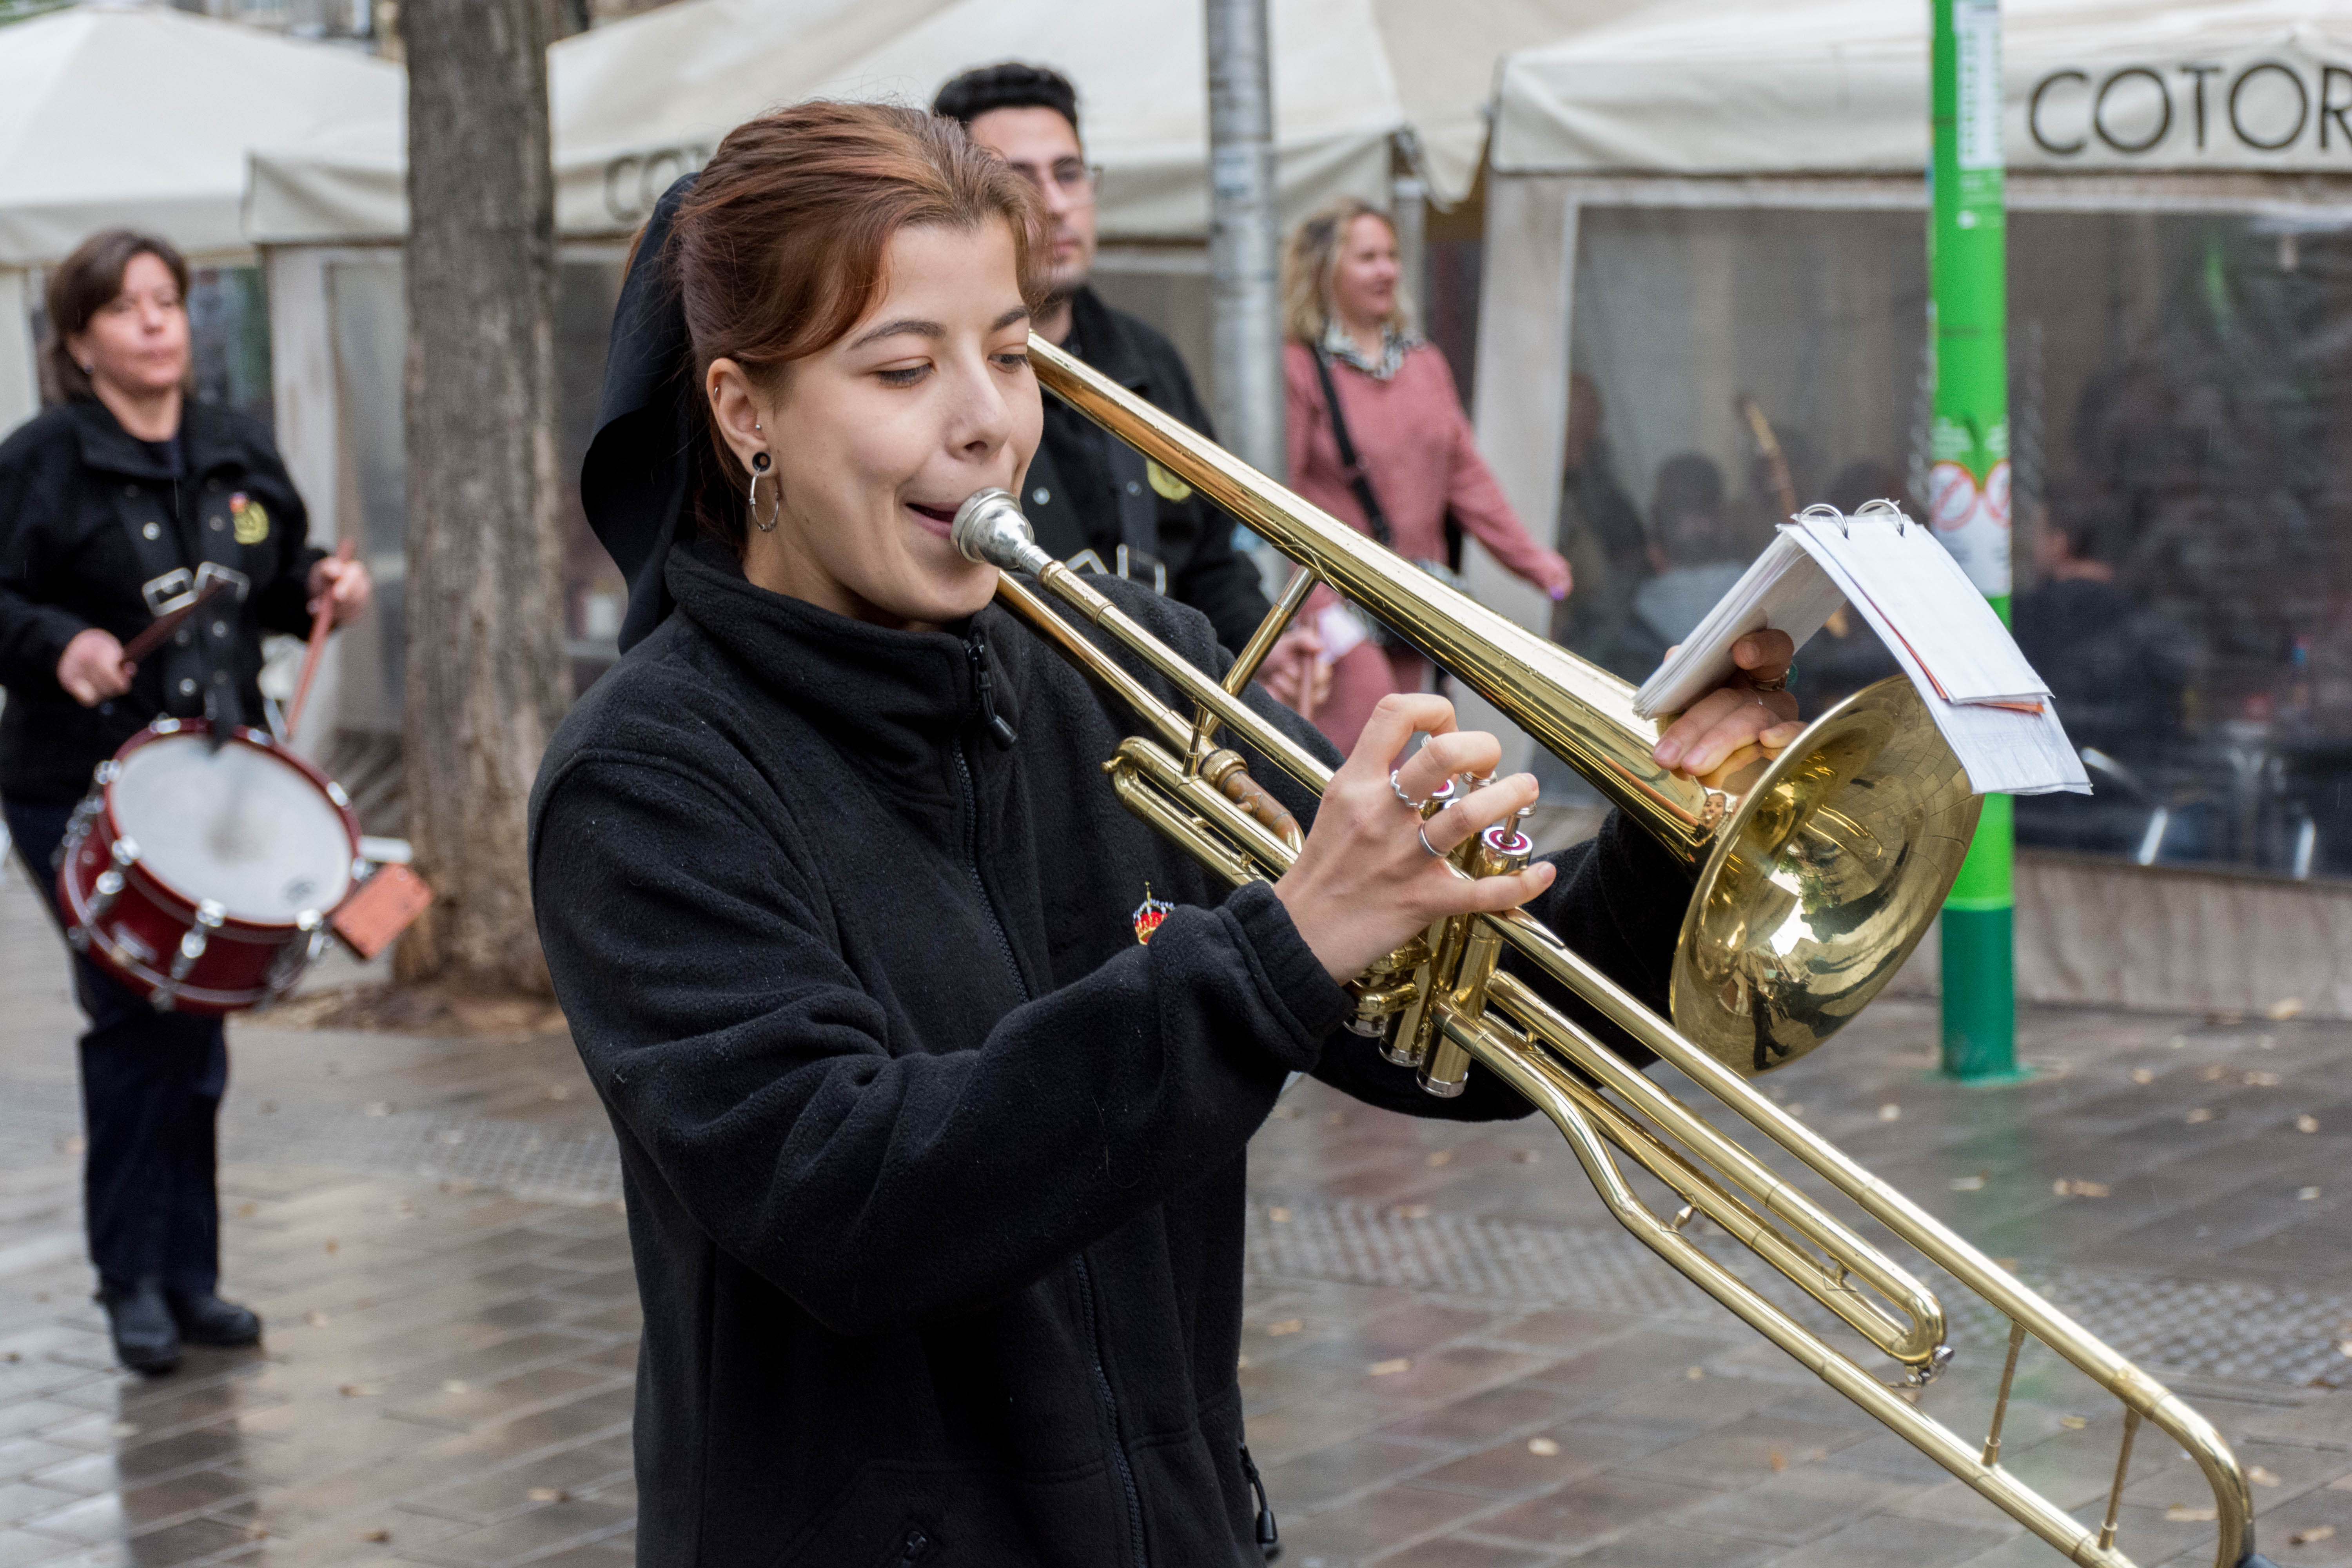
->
xmin=1281 ymin=341 xmax=1566 ymax=753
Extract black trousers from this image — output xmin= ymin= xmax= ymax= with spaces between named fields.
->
xmin=5 ymin=796 xmax=225 ymax=1296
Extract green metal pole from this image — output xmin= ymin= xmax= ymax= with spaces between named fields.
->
xmin=1930 ymin=0 xmax=2021 ymax=1081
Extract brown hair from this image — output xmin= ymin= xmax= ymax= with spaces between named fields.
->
xmin=1281 ymin=197 xmax=1409 ymax=346
xmin=40 ymin=229 xmax=192 ymax=406
xmin=669 ymin=101 xmax=1047 ymax=548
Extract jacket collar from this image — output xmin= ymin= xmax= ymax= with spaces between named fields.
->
xmin=663 ymin=537 xmax=1020 ymax=788
xmin=1063 ymin=287 xmax=1150 ymax=394
xmin=66 ymin=396 xmax=239 ymax=481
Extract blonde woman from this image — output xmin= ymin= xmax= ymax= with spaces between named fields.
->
xmin=1282 ymin=198 xmax=1571 ymax=752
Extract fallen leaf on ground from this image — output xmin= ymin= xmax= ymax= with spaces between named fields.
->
xmin=441 ymin=1380 xmax=469 ymax=1394
xmin=237 ymin=1202 xmax=257 ymax=1218
xmin=528 ymin=1487 xmax=566 ymax=1503
xmin=2054 ymin=1180 xmax=2112 ymax=1197
xmin=2186 ymin=1109 xmax=2215 ymax=1124
xmin=109 ymin=1421 xmax=138 ymax=1438
xmin=1269 ymin=1104 xmax=1298 ymax=1120
xmin=1514 ymin=1150 xmax=1541 ymax=1164
xmin=2268 ymin=997 xmax=2304 ymax=1020
xmin=1325 ymin=1111 xmax=1347 ymax=1125
xmin=2244 ymin=1071 xmax=2282 ymax=1087
xmin=1267 ymin=1207 xmax=1291 ymax=1223
xmin=1769 ymin=1448 xmax=1787 ymax=1472
xmin=2249 ymin=1465 xmax=2281 ymax=1487
xmin=2061 ymin=1415 xmax=2090 ymax=1430
xmin=324 ymin=1239 xmax=338 ymax=1254
xmin=1878 ymin=1104 xmax=1902 ymax=1122
xmin=1949 ymin=1175 xmax=1986 ymax=1191
xmin=2293 ymin=1525 xmax=2337 ymax=1545
xmin=2297 ymin=1115 xmax=2321 ymax=1133
xmin=339 ymin=1383 xmax=381 ymax=1398
xmin=2167 ymin=1505 xmax=2219 ymax=1523
xmin=1425 ymin=1151 xmax=1452 ymax=1167
xmin=1686 ymin=1366 xmax=1705 ymax=1380
xmin=246 ymin=1523 xmax=267 ymax=1541
xmin=2300 ymin=1187 xmax=2323 ymax=1201
xmin=306 ymin=1311 xmax=328 ymax=1327
xmin=1527 ymin=1437 xmax=1561 ymax=1456
xmin=2203 ymin=1065 xmax=2229 ymax=1082
xmin=2130 ymin=1068 xmax=2155 ymax=1085
xmin=547 ymin=1084 xmax=572 ymax=1101
xmin=1392 ymin=1204 xmax=1432 ymax=1220
xmin=1266 ymin=1319 xmax=1303 ymax=1337
xmin=1368 ymin=1358 xmax=1410 ymax=1376
xmin=361 ymin=1529 xmax=390 ymax=1543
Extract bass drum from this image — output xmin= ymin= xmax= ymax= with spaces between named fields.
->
xmin=58 ymin=718 xmax=363 ymax=1016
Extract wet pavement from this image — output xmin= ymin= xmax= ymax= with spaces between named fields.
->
xmin=1 ymin=863 xmax=2350 ymax=1567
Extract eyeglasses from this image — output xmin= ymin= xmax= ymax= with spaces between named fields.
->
xmin=1006 ymin=158 xmax=1101 ymax=208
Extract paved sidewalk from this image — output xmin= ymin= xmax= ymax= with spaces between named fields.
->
xmin=1 ymin=864 xmax=2349 ymax=1566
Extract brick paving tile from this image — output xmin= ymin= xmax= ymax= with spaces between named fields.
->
xmin=1256 ymin=1434 xmax=1446 ymax=1513
xmin=1774 ymin=1511 xmax=2017 ymax=1566
xmin=1566 ymin=1524 xmax=1786 ymax=1567
xmin=1470 ymin=1468 xmax=1717 ymax=1549
xmin=1669 ymin=1460 xmax=1926 ymax=1546
xmin=1261 ymin=1480 xmax=1508 ymax=1563
xmin=1408 ymin=1424 xmax=1621 ymax=1497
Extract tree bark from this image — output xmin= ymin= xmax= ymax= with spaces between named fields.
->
xmin=397 ymin=0 xmax=569 ymax=993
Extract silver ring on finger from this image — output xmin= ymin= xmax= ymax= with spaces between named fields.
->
xmin=1390 ymin=769 xmax=1428 ymax=811
xmin=1419 ymin=823 xmax=1445 ymax=858
xmin=1749 ymin=670 xmax=1789 ymax=694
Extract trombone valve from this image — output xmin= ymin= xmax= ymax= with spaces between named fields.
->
xmin=1418 ymin=818 xmax=1537 ymax=1099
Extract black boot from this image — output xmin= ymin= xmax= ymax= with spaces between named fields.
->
xmin=165 ymin=1289 xmax=261 ymax=1348
xmin=97 ymin=1279 xmax=180 ymax=1374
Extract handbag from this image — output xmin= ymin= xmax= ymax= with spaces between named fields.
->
xmin=1310 ymin=347 xmax=1465 ymax=655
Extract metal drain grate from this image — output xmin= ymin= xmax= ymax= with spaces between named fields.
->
xmin=1245 ymin=1200 xmax=2352 ymax=1389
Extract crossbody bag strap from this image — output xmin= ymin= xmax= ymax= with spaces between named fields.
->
xmin=1311 ymin=347 xmax=1394 ymax=552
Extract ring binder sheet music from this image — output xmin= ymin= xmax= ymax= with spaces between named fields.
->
xmin=1634 ymin=501 xmax=2091 ymax=796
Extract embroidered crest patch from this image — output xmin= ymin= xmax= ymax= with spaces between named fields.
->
xmin=1131 ymin=884 xmax=1174 ymax=946
xmin=1145 ymin=459 xmax=1193 ymax=503
xmin=230 ymin=494 xmax=270 ymax=545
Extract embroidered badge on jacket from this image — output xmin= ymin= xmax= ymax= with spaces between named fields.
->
xmin=1131 ymin=885 xmax=1174 ymax=945
xmin=1145 ymin=459 xmax=1193 ymax=503
xmin=230 ymin=494 xmax=270 ymax=545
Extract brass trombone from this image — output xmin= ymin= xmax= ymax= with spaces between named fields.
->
xmin=951 ymin=335 xmax=2264 ymax=1568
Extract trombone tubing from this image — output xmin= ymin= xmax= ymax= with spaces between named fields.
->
xmin=1026 ymin=334 xmax=1727 ymax=862
xmin=1006 ymin=338 xmax=2257 ymax=1568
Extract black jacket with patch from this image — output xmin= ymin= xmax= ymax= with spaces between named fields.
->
xmin=526 ymin=538 xmax=1689 ymax=1567
xmin=1027 ymin=287 xmax=1271 ymax=654
xmin=0 ymin=398 xmax=322 ymax=804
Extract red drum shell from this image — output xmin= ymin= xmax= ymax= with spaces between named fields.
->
xmin=58 ymin=719 xmax=363 ymax=1016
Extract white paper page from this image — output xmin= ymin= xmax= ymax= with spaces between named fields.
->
xmin=1795 ymin=533 xmax=2089 ymax=794
xmin=1791 ymin=510 xmax=2049 ymax=704
xmin=1632 ymin=532 xmax=1846 ymax=718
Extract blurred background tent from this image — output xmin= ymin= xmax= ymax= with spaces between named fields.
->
xmin=1470 ymin=0 xmax=2352 ymax=1014
xmin=237 ymin=0 xmax=1641 ymax=759
xmin=0 ymin=3 xmax=399 ymax=433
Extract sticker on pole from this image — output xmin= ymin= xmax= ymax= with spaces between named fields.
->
xmin=1928 ymin=463 xmax=1978 ymax=531
xmin=1982 ymin=459 xmax=2011 ymax=527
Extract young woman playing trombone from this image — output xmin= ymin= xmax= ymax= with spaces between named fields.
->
xmin=533 ymin=101 xmax=1798 ymax=1566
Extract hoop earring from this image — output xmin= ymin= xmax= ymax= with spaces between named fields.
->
xmin=747 ymin=450 xmax=779 ymax=534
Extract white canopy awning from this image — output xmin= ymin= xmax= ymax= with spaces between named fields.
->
xmin=0 ymin=2 xmax=401 ymax=265
xmin=246 ymin=0 xmax=1640 ymax=246
xmin=1494 ymin=0 xmax=2352 ymax=177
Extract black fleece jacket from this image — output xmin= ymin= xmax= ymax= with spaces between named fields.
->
xmin=527 ymin=539 xmax=1690 ymax=1568
xmin=0 ymin=399 xmax=322 ymax=803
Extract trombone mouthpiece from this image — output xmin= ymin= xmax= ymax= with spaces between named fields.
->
xmin=951 ymin=489 xmax=1051 ymax=574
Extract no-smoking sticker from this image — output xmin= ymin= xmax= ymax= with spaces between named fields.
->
xmin=1983 ymin=459 xmax=2012 ymax=528
xmin=1928 ymin=462 xmax=1977 ymax=530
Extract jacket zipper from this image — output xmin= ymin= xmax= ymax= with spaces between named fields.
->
xmin=1074 ymin=1252 xmax=1149 ymax=1568
xmin=891 ymin=1526 xmax=933 ymax=1565
xmin=952 ymin=739 xmax=1025 ymax=1005
xmin=958 ymin=632 xmax=1143 ymax=1564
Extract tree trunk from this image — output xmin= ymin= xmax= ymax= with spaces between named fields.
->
xmin=397 ymin=0 xmax=569 ymax=994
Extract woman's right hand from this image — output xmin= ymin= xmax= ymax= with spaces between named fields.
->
xmin=57 ymin=628 xmax=134 ymax=706
xmin=1530 ymin=549 xmax=1573 ymax=603
xmin=1274 ymin=693 xmax=1555 ymax=982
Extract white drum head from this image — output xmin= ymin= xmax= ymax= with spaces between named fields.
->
xmin=113 ymin=735 xmax=354 ymax=924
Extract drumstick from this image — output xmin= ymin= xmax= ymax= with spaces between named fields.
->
xmin=284 ymin=539 xmax=355 ymax=743
xmin=119 ymin=576 xmax=229 ymax=666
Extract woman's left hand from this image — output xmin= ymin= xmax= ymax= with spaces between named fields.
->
xmin=1650 ymin=630 xmax=1801 ymax=778
xmin=308 ymin=555 xmax=372 ymax=626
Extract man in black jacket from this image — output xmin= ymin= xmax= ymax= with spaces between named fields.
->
xmin=935 ymin=64 xmax=1320 ymax=699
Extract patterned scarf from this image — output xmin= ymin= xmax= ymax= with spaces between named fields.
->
xmin=1319 ymin=318 xmax=1419 ymax=383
